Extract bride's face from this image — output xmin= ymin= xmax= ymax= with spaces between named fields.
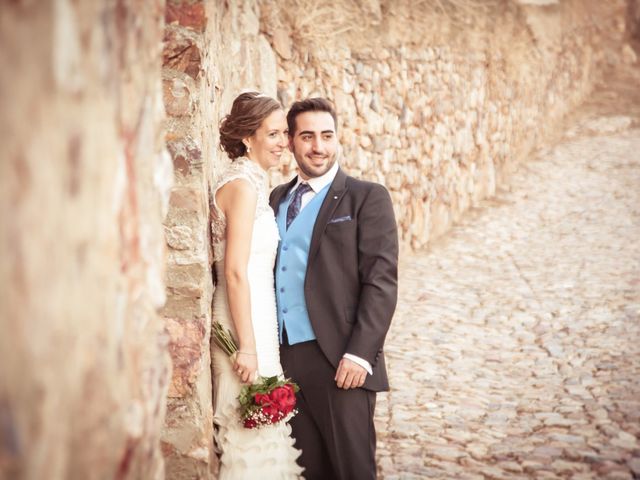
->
xmin=245 ymin=109 xmax=288 ymax=170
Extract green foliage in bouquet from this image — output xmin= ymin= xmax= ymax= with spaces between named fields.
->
xmin=212 ymin=321 xmax=238 ymax=356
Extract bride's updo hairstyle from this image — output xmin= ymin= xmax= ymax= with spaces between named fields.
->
xmin=219 ymin=92 xmax=282 ymax=160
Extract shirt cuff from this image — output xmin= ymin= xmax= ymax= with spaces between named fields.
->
xmin=343 ymin=353 xmax=373 ymax=375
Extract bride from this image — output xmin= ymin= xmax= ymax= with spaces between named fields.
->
xmin=210 ymin=91 xmax=303 ymax=478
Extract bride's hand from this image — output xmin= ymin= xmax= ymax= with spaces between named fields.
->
xmin=233 ymin=351 xmax=258 ymax=384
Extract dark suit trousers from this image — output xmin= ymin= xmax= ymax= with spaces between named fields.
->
xmin=281 ymin=339 xmax=377 ymax=480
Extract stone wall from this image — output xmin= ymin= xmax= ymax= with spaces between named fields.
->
xmin=263 ymin=0 xmax=627 ymax=249
xmin=160 ymin=2 xmax=216 ymax=477
xmin=0 ymin=1 xmax=172 ymax=480
xmin=160 ymin=1 xmax=277 ymax=478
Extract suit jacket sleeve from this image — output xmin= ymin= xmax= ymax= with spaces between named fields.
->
xmin=345 ymin=184 xmax=398 ymax=365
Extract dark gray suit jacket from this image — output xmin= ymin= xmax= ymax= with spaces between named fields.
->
xmin=269 ymin=168 xmax=398 ymax=392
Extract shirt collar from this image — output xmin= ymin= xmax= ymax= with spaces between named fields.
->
xmin=291 ymin=161 xmax=339 ymax=194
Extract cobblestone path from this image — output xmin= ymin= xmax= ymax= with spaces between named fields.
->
xmin=375 ymin=89 xmax=640 ymax=479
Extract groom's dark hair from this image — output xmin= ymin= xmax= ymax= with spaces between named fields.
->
xmin=287 ymin=97 xmax=338 ymax=136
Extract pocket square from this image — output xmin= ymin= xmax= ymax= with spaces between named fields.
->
xmin=328 ymin=215 xmax=352 ymax=224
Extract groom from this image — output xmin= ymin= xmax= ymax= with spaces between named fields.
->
xmin=270 ymin=97 xmax=398 ymax=479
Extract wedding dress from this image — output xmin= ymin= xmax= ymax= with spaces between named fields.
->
xmin=210 ymin=157 xmax=303 ymax=479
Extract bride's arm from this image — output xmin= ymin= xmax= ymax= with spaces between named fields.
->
xmin=216 ymin=178 xmax=258 ymax=383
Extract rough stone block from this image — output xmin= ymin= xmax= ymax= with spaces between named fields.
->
xmin=163 ymin=26 xmax=202 ymax=79
xmin=165 ymin=2 xmax=206 ymax=32
xmin=166 ymin=137 xmax=203 ymax=178
xmin=164 ymin=316 xmax=207 ymax=398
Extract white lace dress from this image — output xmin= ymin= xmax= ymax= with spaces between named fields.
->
xmin=210 ymin=157 xmax=303 ymax=479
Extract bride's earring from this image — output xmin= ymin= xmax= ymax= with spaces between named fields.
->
xmin=244 ymin=143 xmax=251 ymax=154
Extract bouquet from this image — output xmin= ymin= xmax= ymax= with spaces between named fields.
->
xmin=238 ymin=375 xmax=298 ymax=429
xmin=213 ymin=322 xmax=300 ymax=429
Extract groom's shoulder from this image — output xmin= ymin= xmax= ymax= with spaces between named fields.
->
xmin=344 ymin=174 xmax=390 ymax=196
xmin=269 ymin=181 xmax=290 ymax=200
xmin=271 ymin=182 xmax=287 ymax=193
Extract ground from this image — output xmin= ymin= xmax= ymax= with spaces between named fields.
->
xmin=375 ymin=67 xmax=640 ymax=479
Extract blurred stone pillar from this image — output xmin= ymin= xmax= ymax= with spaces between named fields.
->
xmin=0 ymin=1 xmax=172 ymax=479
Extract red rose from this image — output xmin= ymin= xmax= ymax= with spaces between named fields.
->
xmin=265 ymin=385 xmax=295 ymax=417
xmin=261 ymin=403 xmax=281 ymax=422
xmin=271 ymin=386 xmax=296 ymax=409
xmin=282 ymin=385 xmax=297 ymax=410
xmin=254 ymin=393 xmax=271 ymax=406
xmin=268 ymin=387 xmax=286 ymax=404
xmin=243 ymin=418 xmax=257 ymax=429
xmin=283 ymin=384 xmax=296 ymax=406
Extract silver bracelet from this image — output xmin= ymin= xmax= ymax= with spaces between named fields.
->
xmin=237 ymin=351 xmax=257 ymax=356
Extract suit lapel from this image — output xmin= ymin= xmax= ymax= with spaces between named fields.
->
xmin=308 ymin=168 xmax=348 ymax=263
xmin=269 ymin=176 xmax=298 ymax=214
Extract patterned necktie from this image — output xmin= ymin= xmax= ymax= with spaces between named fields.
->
xmin=286 ymin=183 xmax=313 ymax=230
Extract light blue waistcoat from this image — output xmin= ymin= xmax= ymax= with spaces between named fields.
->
xmin=275 ymin=184 xmax=331 ymax=344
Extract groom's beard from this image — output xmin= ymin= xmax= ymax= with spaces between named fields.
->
xmin=291 ymin=146 xmax=340 ymax=180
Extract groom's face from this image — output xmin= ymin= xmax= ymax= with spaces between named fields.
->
xmin=288 ymin=111 xmax=338 ymax=180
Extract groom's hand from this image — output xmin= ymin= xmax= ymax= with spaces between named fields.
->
xmin=335 ymin=358 xmax=367 ymax=390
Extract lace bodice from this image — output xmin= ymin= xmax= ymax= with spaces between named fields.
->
xmin=210 ymin=157 xmax=274 ymax=262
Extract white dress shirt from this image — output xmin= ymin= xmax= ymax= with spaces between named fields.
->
xmin=289 ymin=162 xmax=373 ymax=376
